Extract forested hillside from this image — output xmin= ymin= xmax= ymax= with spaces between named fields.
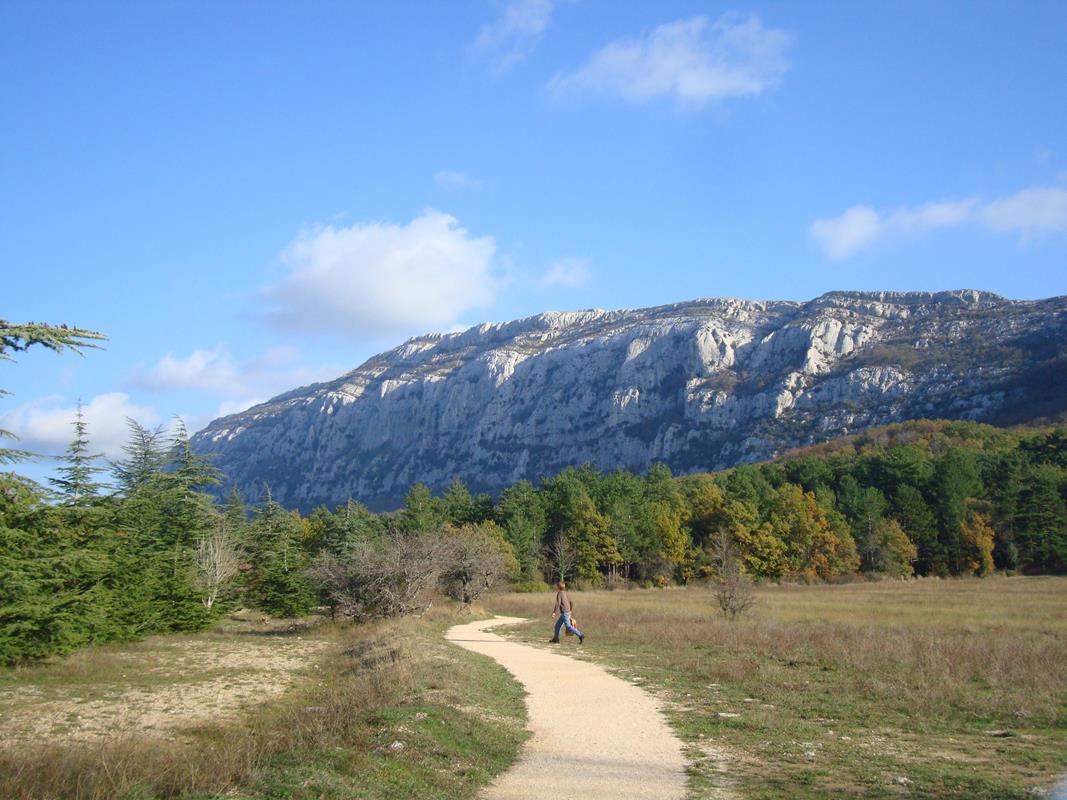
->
xmin=4 ymin=416 xmax=1065 ymax=665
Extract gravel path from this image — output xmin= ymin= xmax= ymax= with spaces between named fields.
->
xmin=446 ymin=616 xmax=688 ymax=800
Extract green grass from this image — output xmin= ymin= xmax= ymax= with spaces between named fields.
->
xmin=487 ymin=576 xmax=1067 ymax=799
xmin=0 ymin=609 xmax=528 ymax=800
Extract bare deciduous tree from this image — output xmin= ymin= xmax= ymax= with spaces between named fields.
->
xmin=439 ymin=523 xmax=517 ymax=610
xmin=195 ymin=519 xmax=241 ymax=609
xmin=310 ymin=529 xmax=449 ymax=622
xmin=374 ymin=529 xmax=450 ymax=617
xmin=708 ymin=528 xmax=755 ymax=619
xmin=544 ymin=532 xmax=574 ymax=584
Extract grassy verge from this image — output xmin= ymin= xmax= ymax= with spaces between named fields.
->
xmin=0 ymin=609 xmax=527 ymax=800
xmin=487 ymin=576 xmax=1067 ymax=800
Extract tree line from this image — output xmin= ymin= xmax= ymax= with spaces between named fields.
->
xmin=3 ymin=413 xmax=1065 ymax=665
xmin=2 ymin=321 xmax=1065 ymax=664
xmin=390 ymin=420 xmax=1066 ymax=587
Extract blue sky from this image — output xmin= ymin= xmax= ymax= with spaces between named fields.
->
xmin=3 ymin=0 xmax=1066 ymax=483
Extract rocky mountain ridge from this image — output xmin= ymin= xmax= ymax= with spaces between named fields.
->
xmin=192 ymin=290 xmax=1067 ymax=510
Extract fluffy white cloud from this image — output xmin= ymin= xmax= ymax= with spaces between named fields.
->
xmin=539 ymin=257 xmax=592 ymax=288
xmin=811 ymin=187 xmax=1067 ymax=259
xmin=133 ymin=348 xmax=240 ymax=393
xmin=549 ymin=14 xmax=790 ymax=106
xmin=133 ymin=345 xmax=344 ymax=401
xmin=261 ymin=210 xmax=498 ymax=338
xmin=0 ymin=392 xmax=161 ymax=459
xmin=471 ymin=0 xmax=553 ymax=72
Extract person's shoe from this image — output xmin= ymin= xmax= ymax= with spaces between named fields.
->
xmin=578 ymin=633 xmax=584 ymax=644
xmin=549 ymin=638 xmax=560 ymax=643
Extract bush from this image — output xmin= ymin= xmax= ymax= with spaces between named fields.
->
xmin=708 ymin=529 xmax=756 ymax=619
xmin=438 ymin=522 xmax=518 ymax=608
xmin=310 ymin=529 xmax=449 ymax=621
xmin=512 ymin=580 xmax=551 ymax=594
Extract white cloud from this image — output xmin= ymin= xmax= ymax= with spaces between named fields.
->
xmin=0 ymin=393 xmax=161 ymax=459
xmin=261 ymin=209 xmax=499 ymax=338
xmin=435 ymin=170 xmax=482 ymax=189
xmin=811 ymin=187 xmax=1067 ymax=259
xmin=549 ymin=14 xmax=790 ymax=106
xmin=133 ymin=348 xmax=240 ymax=393
xmin=471 ymin=0 xmax=553 ymax=72
xmin=981 ymin=187 xmax=1067 ymax=235
xmin=539 ymin=257 xmax=592 ymax=288
xmin=809 ymin=206 xmax=883 ymax=261
xmin=133 ymin=345 xmax=344 ymax=403
xmin=810 ymin=200 xmax=976 ymax=260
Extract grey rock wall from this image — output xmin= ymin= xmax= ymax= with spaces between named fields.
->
xmin=191 ymin=290 xmax=1067 ymax=511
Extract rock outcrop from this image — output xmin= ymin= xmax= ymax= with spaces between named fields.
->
xmin=192 ymin=290 xmax=1067 ymax=510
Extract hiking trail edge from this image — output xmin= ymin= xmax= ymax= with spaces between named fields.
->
xmin=446 ymin=615 xmax=688 ymax=800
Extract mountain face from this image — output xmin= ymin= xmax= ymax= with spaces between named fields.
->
xmin=192 ymin=290 xmax=1067 ymax=511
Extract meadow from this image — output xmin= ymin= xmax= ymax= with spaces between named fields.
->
xmin=487 ymin=576 xmax=1067 ymax=799
xmin=0 ymin=610 xmax=527 ymax=800
xmin=2 ymin=577 xmax=1064 ymax=800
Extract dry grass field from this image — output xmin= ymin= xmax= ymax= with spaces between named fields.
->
xmin=487 ymin=576 xmax=1067 ymax=800
xmin=0 ymin=610 xmax=526 ymax=800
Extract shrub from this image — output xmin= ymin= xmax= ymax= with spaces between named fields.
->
xmin=310 ymin=529 xmax=449 ymax=621
xmin=438 ymin=522 xmax=518 ymax=608
xmin=708 ymin=528 xmax=756 ymax=619
xmin=512 ymin=580 xmax=551 ymax=594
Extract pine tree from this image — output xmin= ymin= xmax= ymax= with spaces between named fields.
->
xmin=49 ymin=401 xmax=106 ymax=506
xmin=111 ymin=418 xmax=168 ymax=494
xmin=495 ymin=480 xmax=546 ymax=581
xmin=1014 ymin=465 xmax=1067 ymax=572
xmin=442 ymin=477 xmax=477 ymax=526
xmin=892 ymin=484 xmax=944 ymax=575
xmin=1 ymin=320 xmax=106 ymax=463
xmin=246 ymin=486 xmax=315 ymax=617
xmin=399 ymin=483 xmax=445 ymax=533
xmin=928 ymin=450 xmax=981 ymax=575
xmin=109 ymin=418 xmax=215 ymax=635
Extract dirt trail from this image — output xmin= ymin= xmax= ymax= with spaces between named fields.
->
xmin=446 ymin=616 xmax=687 ymax=800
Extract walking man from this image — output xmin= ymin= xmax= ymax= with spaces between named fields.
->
xmin=550 ymin=581 xmax=584 ymax=644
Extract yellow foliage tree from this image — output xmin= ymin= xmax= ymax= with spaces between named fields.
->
xmin=870 ymin=518 xmax=918 ymax=577
xmin=766 ymin=484 xmax=860 ymax=580
xmin=959 ymin=508 xmax=995 ymax=576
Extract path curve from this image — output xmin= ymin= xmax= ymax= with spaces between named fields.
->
xmin=446 ymin=616 xmax=688 ymax=800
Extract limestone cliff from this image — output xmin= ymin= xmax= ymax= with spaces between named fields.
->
xmin=191 ymin=290 xmax=1067 ymax=510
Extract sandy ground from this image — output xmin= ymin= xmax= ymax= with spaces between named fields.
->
xmin=0 ymin=632 xmax=328 ymax=743
xmin=446 ymin=616 xmax=688 ymax=800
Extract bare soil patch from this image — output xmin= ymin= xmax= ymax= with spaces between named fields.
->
xmin=0 ymin=614 xmax=329 ymax=744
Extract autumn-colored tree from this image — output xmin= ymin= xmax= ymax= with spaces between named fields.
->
xmin=867 ymin=518 xmax=918 ymax=577
xmin=765 ymin=484 xmax=859 ymax=580
xmin=958 ymin=506 xmax=995 ymax=576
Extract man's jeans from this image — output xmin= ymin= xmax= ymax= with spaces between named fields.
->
xmin=553 ymin=611 xmax=581 ymax=640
